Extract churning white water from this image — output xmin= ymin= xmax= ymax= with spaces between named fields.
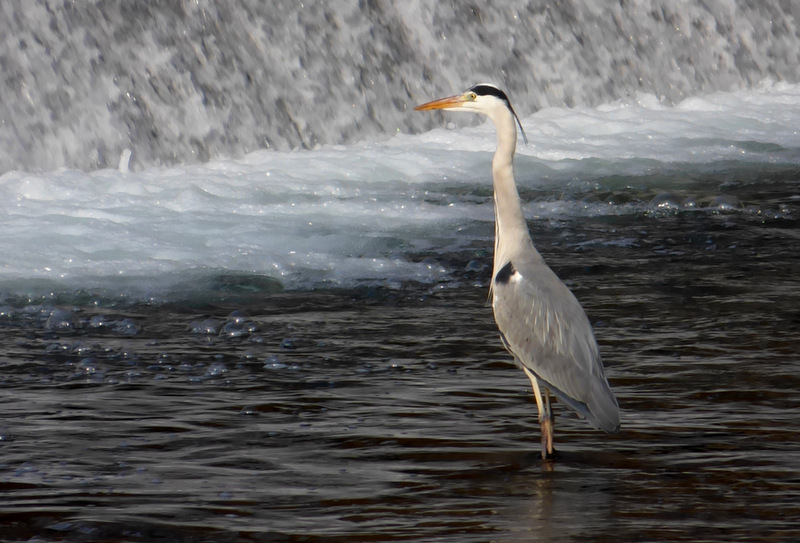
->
xmin=1 ymin=81 xmax=798 ymax=299
xmin=2 ymin=5 xmax=800 ymax=543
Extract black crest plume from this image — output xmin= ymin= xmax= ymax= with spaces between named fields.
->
xmin=469 ymin=84 xmax=528 ymax=144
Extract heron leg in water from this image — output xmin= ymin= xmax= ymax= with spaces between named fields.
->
xmin=522 ymin=366 xmax=555 ymax=459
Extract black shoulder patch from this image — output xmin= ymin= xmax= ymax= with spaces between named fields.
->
xmin=494 ymin=261 xmax=515 ymax=284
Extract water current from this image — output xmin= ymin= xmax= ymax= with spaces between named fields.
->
xmin=2 ymin=1 xmax=800 ymax=541
xmin=2 ymin=169 xmax=799 ymax=542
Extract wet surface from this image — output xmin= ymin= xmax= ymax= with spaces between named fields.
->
xmin=2 ymin=176 xmax=800 ymax=542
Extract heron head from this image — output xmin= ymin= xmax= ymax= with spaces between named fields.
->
xmin=414 ymin=83 xmax=527 ymax=143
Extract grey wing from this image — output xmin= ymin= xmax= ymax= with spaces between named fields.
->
xmin=492 ymin=258 xmax=620 ymax=433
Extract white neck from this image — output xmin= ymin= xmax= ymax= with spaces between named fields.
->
xmin=488 ymin=108 xmax=533 ymax=269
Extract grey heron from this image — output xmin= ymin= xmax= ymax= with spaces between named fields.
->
xmin=415 ymin=84 xmax=620 ymax=459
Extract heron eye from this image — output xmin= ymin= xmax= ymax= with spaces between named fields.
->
xmin=468 ymin=92 xmax=477 ymax=101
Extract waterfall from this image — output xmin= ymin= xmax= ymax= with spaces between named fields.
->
xmin=2 ymin=0 xmax=798 ymax=173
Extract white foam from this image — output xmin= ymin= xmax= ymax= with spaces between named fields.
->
xmin=1 ymin=83 xmax=798 ymax=296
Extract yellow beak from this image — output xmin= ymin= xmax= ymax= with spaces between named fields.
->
xmin=414 ymin=94 xmax=467 ymax=111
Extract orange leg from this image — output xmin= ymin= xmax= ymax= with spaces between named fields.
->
xmin=523 ymin=366 xmax=555 ymax=460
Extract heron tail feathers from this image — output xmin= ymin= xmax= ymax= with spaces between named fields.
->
xmin=543 ymin=376 xmax=620 ymax=434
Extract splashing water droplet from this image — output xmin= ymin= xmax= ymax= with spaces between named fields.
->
xmin=240 ymin=406 xmax=259 ymax=416
xmin=263 ymin=355 xmax=286 ymax=370
xmin=45 ymin=309 xmax=80 ymax=331
xmin=220 ymin=321 xmax=248 ymax=338
xmin=227 ymin=309 xmax=250 ymax=323
xmin=710 ymin=194 xmax=743 ymax=211
xmin=649 ymin=193 xmax=684 ymax=210
xmin=112 ymin=318 xmax=141 ymax=336
xmin=205 ymin=362 xmax=228 ymax=377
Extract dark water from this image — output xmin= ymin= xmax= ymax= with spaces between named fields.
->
xmin=2 ymin=173 xmax=800 ymax=542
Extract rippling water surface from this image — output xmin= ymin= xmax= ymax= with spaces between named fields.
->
xmin=4 ymin=5 xmax=800 ymax=541
xmin=1 ymin=171 xmax=799 ymax=542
